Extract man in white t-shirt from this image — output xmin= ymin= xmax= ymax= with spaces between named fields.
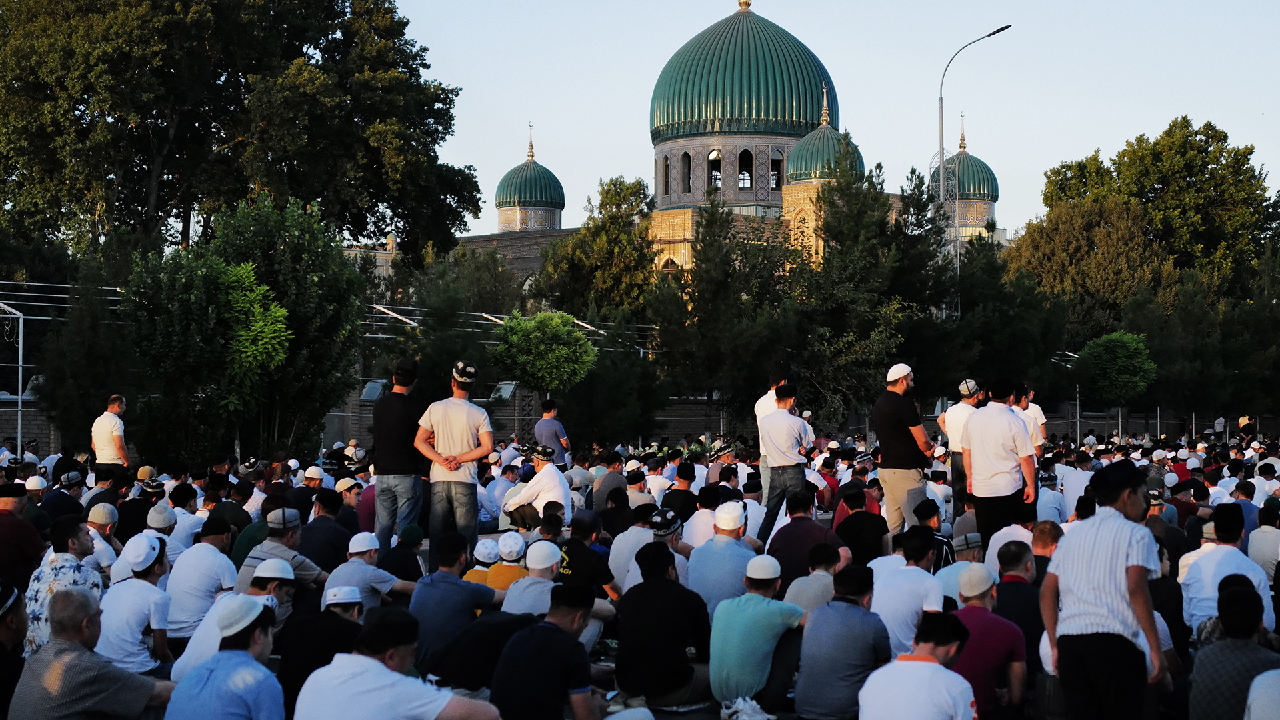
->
xmin=858 ymin=612 xmax=976 ymax=720
xmin=1011 ymin=384 xmax=1045 ymax=457
xmin=869 ymin=526 xmax=945 ymax=656
xmin=415 ymin=360 xmax=493 ymax=570
xmin=295 ymin=606 xmax=499 ymax=720
xmin=164 ymin=517 xmax=237 ymax=655
xmin=96 ymin=534 xmax=174 ymax=675
xmin=90 ymin=394 xmax=129 ymax=485
xmin=958 ymin=378 xmax=1036 ymax=549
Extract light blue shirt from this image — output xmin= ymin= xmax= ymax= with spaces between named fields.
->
xmin=710 ymin=593 xmax=804 ymax=702
xmin=165 ymin=650 xmax=284 ymax=720
xmin=688 ymin=535 xmax=757 ymax=617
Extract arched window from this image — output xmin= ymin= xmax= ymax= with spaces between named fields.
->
xmin=662 ymin=156 xmax=670 ymax=196
xmin=661 ymin=257 xmax=680 ymax=273
xmin=738 ymin=149 xmax=754 ymax=189
xmin=707 ymin=150 xmax=722 ymax=190
xmin=771 ymin=148 xmax=784 ymax=190
xmin=680 ymin=152 xmax=692 ymax=194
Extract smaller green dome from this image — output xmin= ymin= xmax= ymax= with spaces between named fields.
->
xmin=495 ymin=143 xmax=565 ymax=210
xmin=930 ymin=134 xmax=999 ymax=202
xmin=786 ymin=96 xmax=863 ymax=182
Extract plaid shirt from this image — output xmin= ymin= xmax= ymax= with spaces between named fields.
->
xmin=23 ymin=553 xmax=103 ymax=656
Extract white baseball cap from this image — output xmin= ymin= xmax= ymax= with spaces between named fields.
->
xmin=217 ymin=594 xmax=269 ymax=637
xmin=745 ymin=555 xmax=782 ymax=580
xmin=474 ymin=538 xmax=500 ymax=564
xmin=958 ymin=563 xmax=997 ymax=598
xmin=252 ymin=558 xmax=296 ymax=580
xmin=498 ymin=531 xmax=526 ymax=561
xmin=885 ymin=363 xmax=912 ymax=382
xmin=526 ymin=540 xmax=561 ymax=570
xmin=324 ymin=586 xmax=362 ymax=608
xmin=120 ymin=534 xmax=161 ymax=572
xmin=348 ymin=532 xmax=379 ymax=554
xmin=714 ymin=502 xmax=745 ymax=530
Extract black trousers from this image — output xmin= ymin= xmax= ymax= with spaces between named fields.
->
xmin=1057 ymin=633 xmax=1146 ymax=720
xmin=506 ymin=504 xmax=541 ymax=530
xmin=973 ymin=490 xmax=1027 ymax=550
xmin=755 ymin=627 xmax=803 ymax=713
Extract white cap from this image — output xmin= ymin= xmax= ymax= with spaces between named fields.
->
xmin=885 ymin=363 xmax=912 ymax=382
xmin=487 ymin=452 xmax=501 ymax=463
xmin=1152 ymin=450 xmax=1167 ymax=461
xmin=324 ymin=586 xmax=362 ymax=608
xmin=745 ymin=555 xmax=782 ymax=580
xmin=498 ymin=531 xmax=526 ymax=561
xmin=958 ymin=563 xmax=997 ymax=598
xmin=335 ymin=478 xmax=361 ymax=493
xmin=24 ymin=477 xmax=46 ymax=491
xmin=526 ymin=540 xmax=561 ymax=570
xmin=87 ymin=504 xmax=118 ymax=524
xmin=1251 ymin=441 xmax=1262 ymax=450
xmin=827 ymin=441 xmax=840 ymax=450
xmin=958 ymin=379 xmax=980 ymax=398
xmin=333 ymin=442 xmax=345 ymax=450
xmin=147 ymin=504 xmax=177 ymax=529
xmin=1164 ymin=472 xmax=1179 ymax=488
xmin=623 ymin=459 xmax=642 ymax=473
xmin=933 ymin=445 xmax=947 ymax=458
xmin=217 ymin=594 xmax=268 ymax=637
xmin=120 ymin=534 xmax=161 ymax=572
xmin=1177 ymin=449 xmax=1190 ymax=460
xmin=801 ymin=410 xmax=812 ymax=418
xmin=1186 ymin=456 xmax=1201 ymax=470
xmin=1129 ymin=451 xmax=1142 ymax=461
xmin=304 ymin=466 xmax=324 ymax=480
xmin=348 ymin=532 xmax=379 ymax=554
xmin=473 ymin=538 xmax=500 ymax=564
xmin=252 ymin=558 xmax=296 ymax=580
xmin=714 ymin=502 xmax=745 ymax=530
xmin=287 ymin=459 xmax=300 ymax=470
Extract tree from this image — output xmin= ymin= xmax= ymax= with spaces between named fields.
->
xmin=489 ymin=311 xmax=597 ymax=395
xmin=1040 ymin=116 xmax=1269 ymax=298
xmin=534 ymin=177 xmax=656 ymax=319
xmin=0 ymin=0 xmax=479 ymax=272
xmin=1074 ymin=331 xmax=1157 ymax=408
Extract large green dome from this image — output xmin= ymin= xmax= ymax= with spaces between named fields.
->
xmin=649 ymin=2 xmax=838 ymax=145
xmin=495 ymin=148 xmax=565 ymax=210
xmin=786 ymin=103 xmax=862 ymax=182
xmin=930 ymin=140 xmax=999 ymax=202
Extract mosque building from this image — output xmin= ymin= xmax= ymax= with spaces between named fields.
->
xmin=461 ymin=0 xmax=1004 ymax=279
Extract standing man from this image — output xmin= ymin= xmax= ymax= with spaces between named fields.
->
xmin=871 ymin=364 xmax=933 ymax=533
xmin=91 ymin=395 xmax=129 ymax=486
xmin=755 ymin=370 xmax=789 ymax=514
xmin=756 ymin=383 xmax=812 ymax=542
xmin=958 ymin=378 xmax=1037 ymax=549
xmin=371 ymin=358 xmax=427 ymax=559
xmin=534 ymin=399 xmax=571 ymax=471
xmin=415 ymin=360 xmax=493 ymax=568
xmin=1041 ymin=460 xmax=1163 ymax=719
xmin=939 ymin=379 xmax=981 ymax=511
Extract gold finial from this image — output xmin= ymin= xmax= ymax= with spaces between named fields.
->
xmin=959 ymin=113 xmax=966 ymax=151
xmin=738 ymin=0 xmax=751 ymax=11
xmin=527 ymin=122 xmax=535 ymax=161
xmin=820 ymin=84 xmax=830 ymax=126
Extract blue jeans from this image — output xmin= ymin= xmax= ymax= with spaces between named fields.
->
xmin=375 ymin=474 xmax=424 ymax=559
xmin=758 ymin=464 xmax=806 ymax=542
xmin=429 ymin=481 xmax=478 ymax=571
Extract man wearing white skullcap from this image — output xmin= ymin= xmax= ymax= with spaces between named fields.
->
xmin=96 ymin=534 xmax=174 ymax=675
xmin=166 ymin=594 xmax=283 ymax=719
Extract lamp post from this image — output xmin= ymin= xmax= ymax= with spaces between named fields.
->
xmin=1052 ymin=351 xmax=1081 ymax=441
xmin=938 ymin=24 xmax=1010 ymax=282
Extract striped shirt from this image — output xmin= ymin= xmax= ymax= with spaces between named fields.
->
xmin=1048 ymin=506 xmax=1160 ymax=648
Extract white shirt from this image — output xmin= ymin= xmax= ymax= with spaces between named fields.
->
xmin=418 ymin=397 xmax=493 ymax=484
xmin=1181 ymin=544 xmax=1275 ymax=632
xmin=985 ymin=524 xmax=1034 ymax=575
xmin=926 ymin=482 xmax=952 ymax=524
xmin=166 ymin=542 xmax=238 ymax=637
xmin=1246 ymin=668 xmax=1280 ymax=720
xmin=958 ymin=403 xmax=1036 ymax=497
xmin=869 ymin=565 xmax=944 ymax=657
xmin=83 ymin=527 xmax=117 ymax=576
xmin=858 ymin=656 xmax=976 ymax=720
xmin=935 ymin=560 xmax=974 ymax=603
xmin=243 ymin=488 xmax=267 ymax=523
xmin=942 ymin=402 xmax=977 ymax=452
xmin=683 ymin=509 xmax=716 ymax=548
xmin=91 ymin=411 xmax=126 ymax=464
xmin=295 ymin=653 xmax=455 ymax=720
xmin=1037 ymin=488 xmax=1069 ymax=524
xmin=95 ymin=578 xmax=171 ymax=672
xmin=758 ymin=409 xmax=810 ymax=467
xmin=172 ymin=592 xmax=276 ymax=682
xmin=623 ymin=551 xmax=689 ymax=592
xmin=754 ymin=390 xmax=778 ymax=425
xmin=608 ymin=526 xmax=653 ymax=582
xmin=868 ymin=554 xmax=907 ymax=577
xmin=1061 ymin=467 xmax=1093 ymax=517
xmin=170 ymin=506 xmax=206 ymax=552
xmin=1026 ymin=402 xmax=1047 ymax=430
xmin=645 ymin=475 xmax=673 ymax=504
xmin=1047 ymin=506 xmax=1161 ymax=649
xmin=1248 ymin=526 xmax=1280 ymax=584
xmin=502 ymin=463 xmax=571 ymax=514
xmin=1011 ymin=405 xmax=1044 ymax=449
xmin=1177 ymin=542 xmax=1217 ymax=583
xmin=744 ymin=499 xmax=765 ymax=540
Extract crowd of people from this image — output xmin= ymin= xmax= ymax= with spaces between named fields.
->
xmin=0 ymin=357 xmax=1275 ymax=720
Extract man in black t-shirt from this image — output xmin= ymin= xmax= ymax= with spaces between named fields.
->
xmin=870 ymin=363 xmax=933 ymax=534
xmin=276 ymin=586 xmax=363 ymax=718
xmin=556 ymin=511 xmax=621 ymax=601
xmin=490 ymin=584 xmax=602 ymax=720
xmin=370 ymin=358 xmax=427 ymax=558
xmin=835 ymin=485 xmax=890 ymax=565
xmin=661 ymin=463 xmax=699 ymax=522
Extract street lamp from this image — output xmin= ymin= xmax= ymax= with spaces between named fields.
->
xmin=1051 ymin=350 xmax=1080 ymax=441
xmin=938 ymin=24 xmax=1011 ymax=283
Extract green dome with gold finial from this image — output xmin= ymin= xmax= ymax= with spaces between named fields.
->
xmin=786 ymin=87 xmax=863 ymax=182
xmin=495 ymin=139 xmax=566 ymax=210
xmin=929 ymin=128 xmax=1000 ymax=202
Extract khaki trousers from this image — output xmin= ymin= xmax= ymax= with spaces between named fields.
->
xmin=878 ymin=468 xmax=926 ymax=534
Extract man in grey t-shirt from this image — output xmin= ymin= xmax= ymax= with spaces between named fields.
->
xmin=534 ymin=399 xmax=570 ymax=470
xmin=324 ymin=532 xmax=416 ymax=610
xmin=500 ymin=540 xmax=561 ymax=615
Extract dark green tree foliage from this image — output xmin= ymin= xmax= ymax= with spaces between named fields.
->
xmin=1074 ymin=331 xmax=1157 ymax=408
xmin=207 ymin=197 xmax=365 ymax=457
xmin=0 ymin=0 xmax=479 ymax=272
xmin=33 ymin=264 xmax=137 ymax=453
xmin=535 ymin=177 xmax=656 ymax=319
xmin=489 ymin=312 xmax=597 ymax=395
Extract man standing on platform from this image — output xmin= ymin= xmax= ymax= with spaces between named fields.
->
xmin=756 ymin=383 xmax=812 ymax=542
xmin=871 ymin=364 xmax=933 ymax=533
xmin=90 ymin=395 xmax=129 ymax=486
xmin=959 ymin=378 xmax=1037 ymax=549
xmin=755 ymin=370 xmax=788 ymax=517
xmin=371 ymin=358 xmax=427 ymax=558
xmin=940 ymin=380 xmax=981 ymax=512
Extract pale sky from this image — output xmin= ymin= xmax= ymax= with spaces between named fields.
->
xmin=400 ymin=0 xmax=1280 ymax=238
